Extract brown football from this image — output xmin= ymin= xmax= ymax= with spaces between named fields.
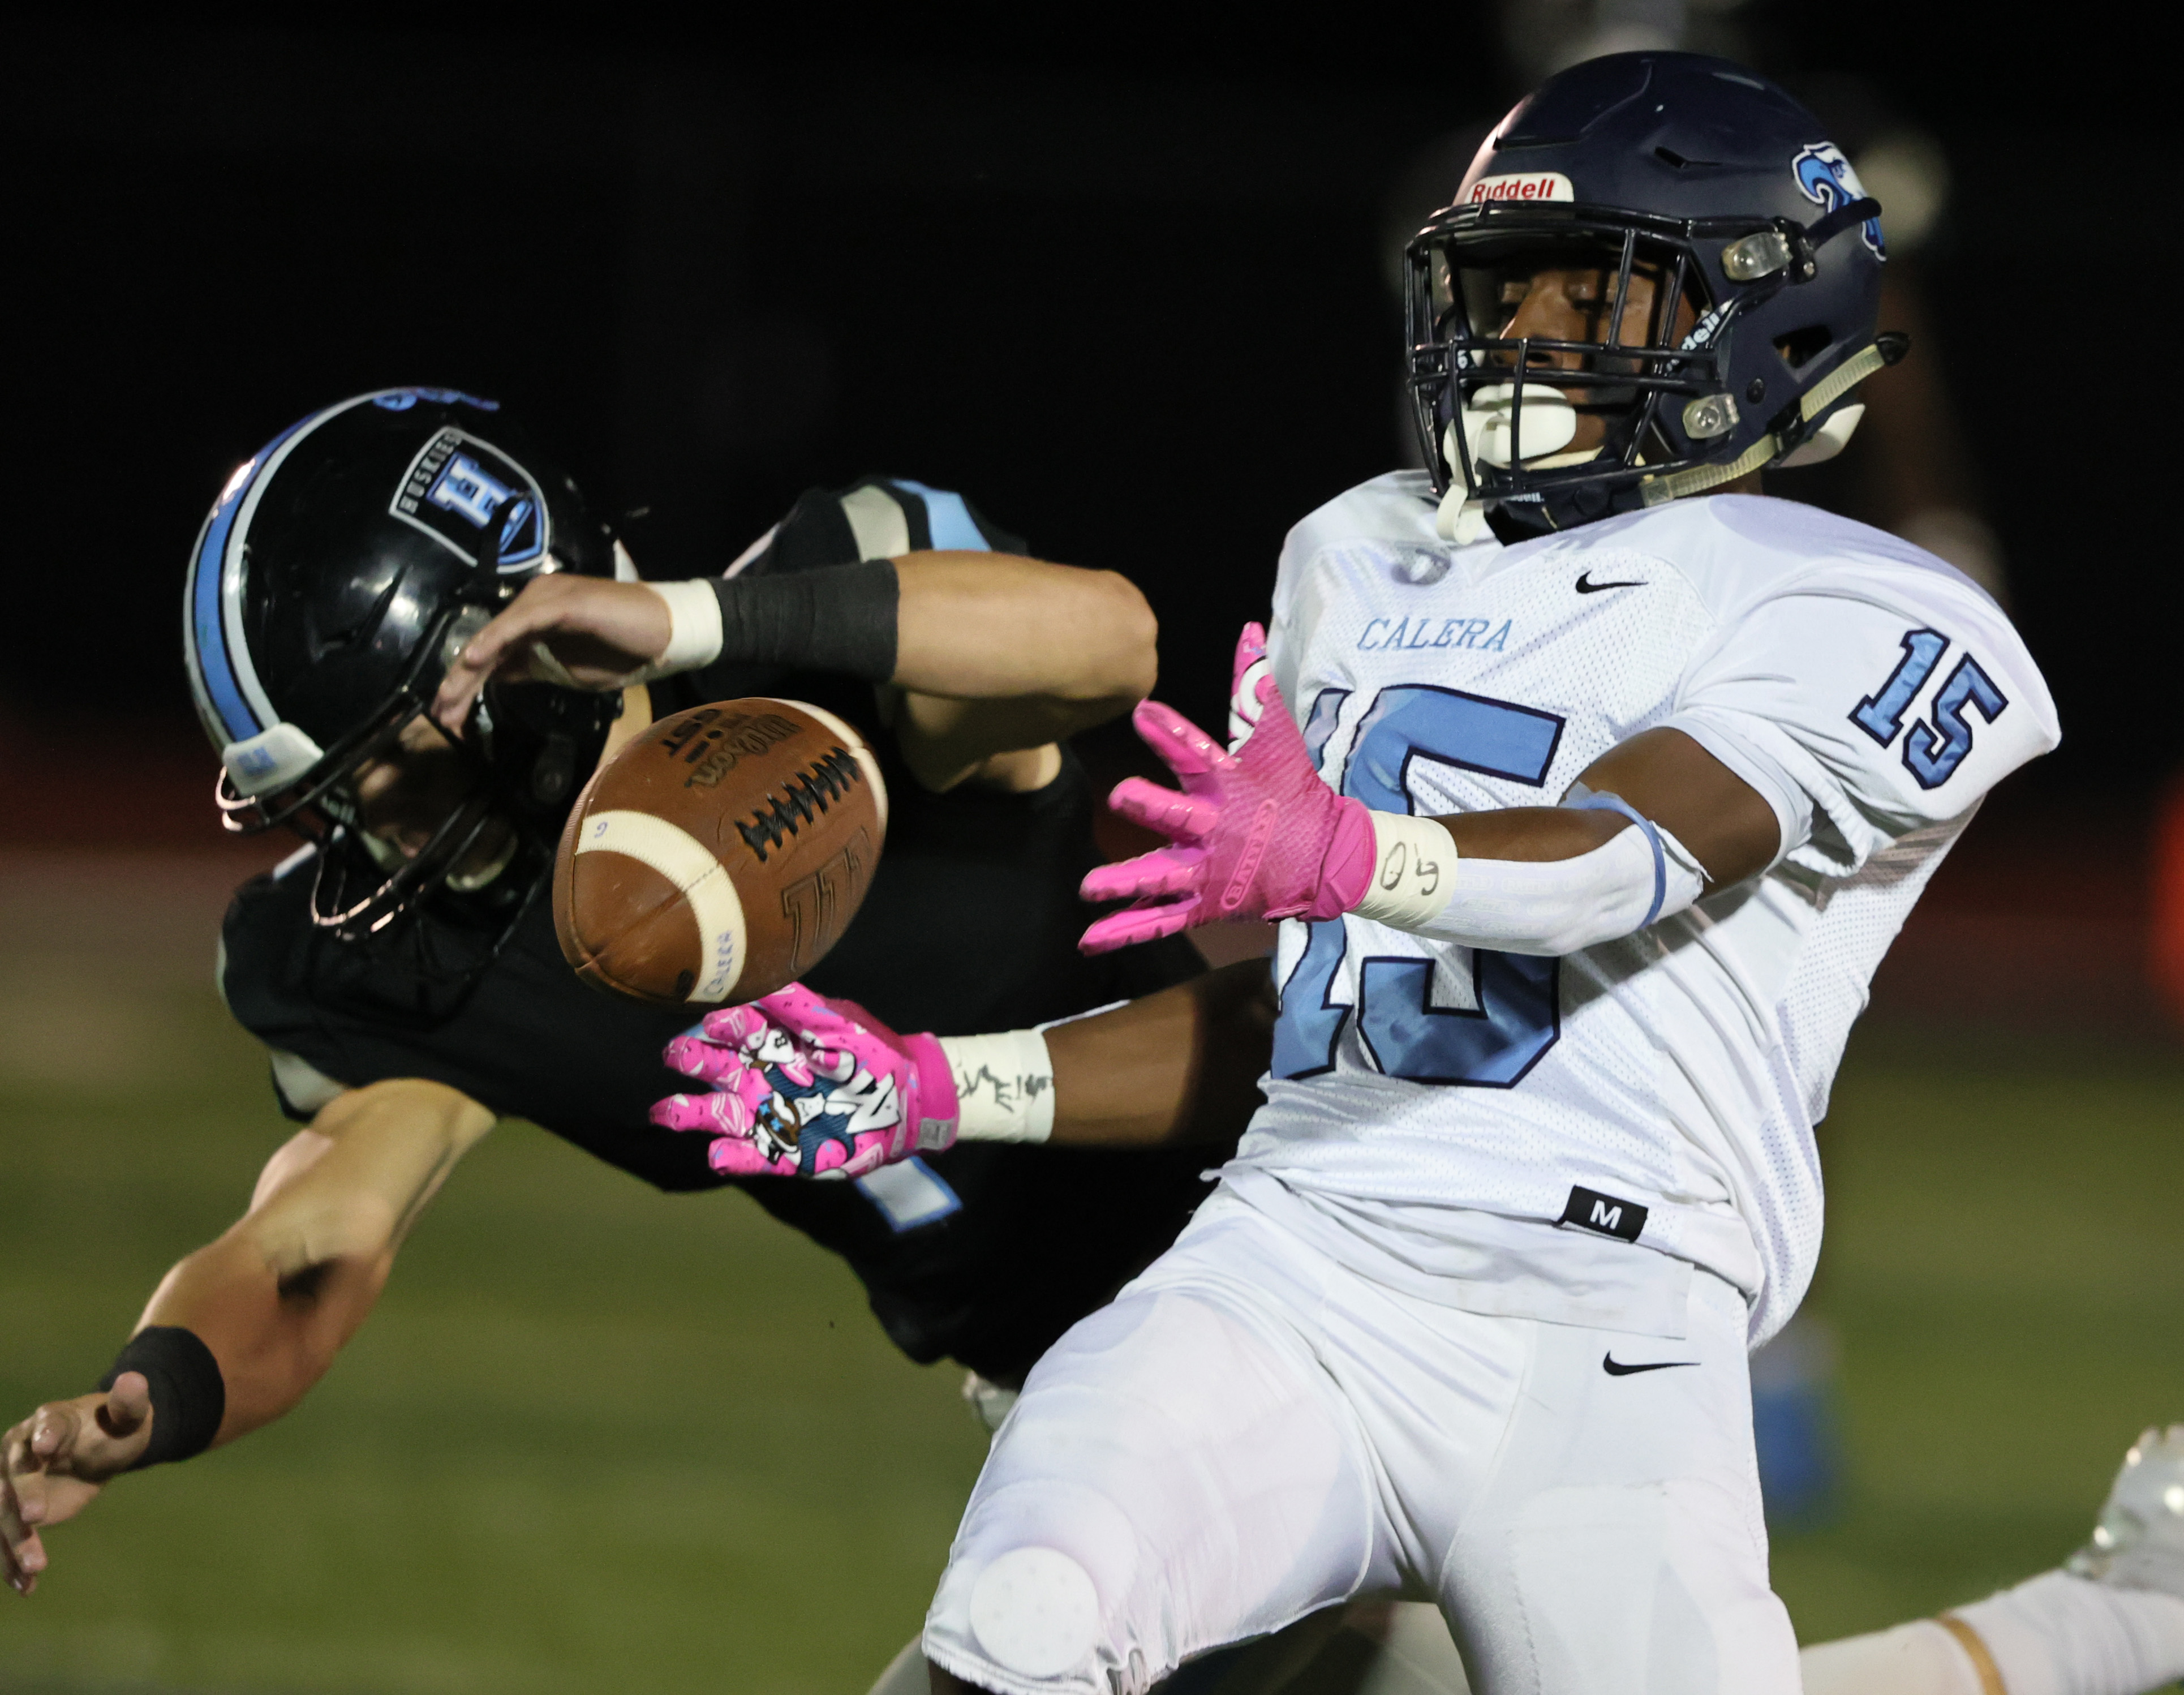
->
xmin=552 ymin=698 xmax=887 ymax=1006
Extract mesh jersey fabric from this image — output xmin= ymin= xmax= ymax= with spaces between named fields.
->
xmin=217 ymin=478 xmax=1212 ymax=1384
xmin=1235 ymin=478 xmax=2057 ymax=1344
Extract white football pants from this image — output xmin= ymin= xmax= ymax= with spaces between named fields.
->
xmin=923 ymin=1188 xmax=1799 ymax=1695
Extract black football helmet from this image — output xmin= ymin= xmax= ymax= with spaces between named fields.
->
xmin=183 ymin=388 xmax=621 ymax=941
xmin=1404 ymin=52 xmax=1904 ymax=540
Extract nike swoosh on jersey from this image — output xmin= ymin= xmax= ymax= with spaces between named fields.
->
xmin=1602 ymin=1353 xmax=1697 ymax=1376
xmin=1575 ymin=570 xmax=1647 ymax=593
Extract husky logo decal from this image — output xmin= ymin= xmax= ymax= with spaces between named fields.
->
xmin=1793 ymin=143 xmax=1886 ymax=260
xmin=388 ymin=428 xmax=548 ymax=572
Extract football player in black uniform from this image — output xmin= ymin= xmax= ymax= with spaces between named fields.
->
xmin=0 ymin=389 xmax=1267 ymax=1619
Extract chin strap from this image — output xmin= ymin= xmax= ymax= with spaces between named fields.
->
xmin=1638 ymin=333 xmax=1907 ymax=508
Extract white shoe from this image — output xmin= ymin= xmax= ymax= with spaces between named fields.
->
xmin=2067 ymin=1424 xmax=2184 ymax=1596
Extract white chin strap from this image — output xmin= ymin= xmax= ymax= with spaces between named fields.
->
xmin=1435 ymin=382 xmax=1589 ymax=547
xmin=1775 ymin=401 xmax=1863 ymax=467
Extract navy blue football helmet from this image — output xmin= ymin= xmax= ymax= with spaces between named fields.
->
xmin=1404 ymin=52 xmax=1904 ymax=538
xmin=183 ymin=388 xmax=620 ymax=941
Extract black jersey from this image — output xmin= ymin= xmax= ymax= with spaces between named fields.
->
xmin=218 ymin=479 xmax=1214 ymax=1384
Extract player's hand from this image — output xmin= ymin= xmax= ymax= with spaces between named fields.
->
xmin=650 ymin=986 xmax=961 ymax=1179
xmin=2 ymin=1377 xmax=154 ymax=1596
xmin=1080 ymin=633 xmax=1374 ymax=952
xmin=432 ymin=574 xmax=673 ymax=733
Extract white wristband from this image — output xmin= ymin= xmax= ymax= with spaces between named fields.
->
xmin=1351 ymin=812 xmax=1460 ymax=928
xmin=1345 ymin=807 xmax=1704 ymax=955
xmin=937 ymin=1029 xmax=1055 ymax=1144
xmin=636 ymin=580 xmax=725 ymax=679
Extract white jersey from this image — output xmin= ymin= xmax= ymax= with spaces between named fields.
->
xmin=1227 ymin=477 xmax=2057 ymax=1344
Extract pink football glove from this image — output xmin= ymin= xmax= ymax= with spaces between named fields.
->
xmin=650 ymin=985 xmax=960 ymax=1179
xmin=1080 ymin=624 xmax=1374 ymax=954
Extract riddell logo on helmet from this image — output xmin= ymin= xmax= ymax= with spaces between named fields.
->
xmin=1468 ymin=172 xmax=1575 ymax=204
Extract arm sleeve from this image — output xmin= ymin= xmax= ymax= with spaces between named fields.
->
xmin=673 ymin=478 xmax=1022 ymax=702
xmin=1661 ymin=565 xmax=2060 ymax=878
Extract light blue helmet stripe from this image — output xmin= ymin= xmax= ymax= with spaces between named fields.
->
xmin=186 ymin=454 xmax=277 ymax=742
xmin=182 ymin=392 xmax=394 ymax=746
xmin=891 ymin=480 xmax=991 ymax=552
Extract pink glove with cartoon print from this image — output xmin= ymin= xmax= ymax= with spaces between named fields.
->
xmin=650 ymin=985 xmax=960 ymax=1179
xmin=1079 ymin=623 xmax=1375 ymax=954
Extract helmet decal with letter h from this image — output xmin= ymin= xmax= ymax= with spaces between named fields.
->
xmin=182 ymin=388 xmax=621 ymax=952
xmin=1401 ymin=52 xmax=1904 ymax=543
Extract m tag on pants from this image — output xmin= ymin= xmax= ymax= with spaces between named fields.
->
xmin=1558 ymin=1185 xmax=1648 ymax=1243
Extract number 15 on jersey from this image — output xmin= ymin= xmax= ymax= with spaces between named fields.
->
xmin=1272 ymin=685 xmax=1566 ymax=1088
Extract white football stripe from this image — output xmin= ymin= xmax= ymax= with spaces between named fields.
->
xmin=573 ymin=809 xmax=747 ymax=1002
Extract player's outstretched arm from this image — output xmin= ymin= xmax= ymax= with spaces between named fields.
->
xmin=651 ymin=960 xmax=1276 ymax=1179
xmin=431 ymin=551 xmax=1155 ymax=761
xmin=0 ymin=1078 xmax=492 ymax=1596
xmin=1081 ymin=627 xmax=1779 ymax=955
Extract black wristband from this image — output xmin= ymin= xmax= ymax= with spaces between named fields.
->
xmin=710 ymin=559 xmax=898 ymax=683
xmin=99 ymin=1327 xmax=226 ymax=1470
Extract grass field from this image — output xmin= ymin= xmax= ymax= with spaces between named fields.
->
xmin=2 ymin=858 xmax=2180 ymax=1692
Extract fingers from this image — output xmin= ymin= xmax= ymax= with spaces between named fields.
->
xmin=806 ymin=1137 xmax=855 ymax=1178
xmin=1106 ymin=778 xmax=1220 ymax=843
xmin=429 ymin=577 xmax=672 ymax=733
xmin=661 ymin=1033 xmax=741 ymax=1084
xmin=1132 ymin=701 xmax=1227 ymax=780
xmin=753 ymin=984 xmax=860 ymax=1040
xmin=801 ymin=1128 xmax=893 ymax=1181
xmin=2 ymin=1415 xmax=58 ymax=1594
xmin=429 ymin=595 xmax=560 ymax=732
xmin=1 ymin=1487 xmax=40 ymax=1593
xmin=700 ymin=1134 xmax=798 ymax=1179
xmin=1079 ymin=900 xmax=1197 ymax=955
xmin=1081 ymin=846 xmax=1205 ymax=906
xmin=678 ymin=1111 xmax=897 ymax=1183
xmin=695 ymin=1005 xmax=773 ymax=1051
xmin=2 ymin=1437 xmax=33 ymax=1594
xmin=100 ymin=1375 xmax=150 ymax=1441
xmin=650 ymin=1085 xmax=760 ymax=1136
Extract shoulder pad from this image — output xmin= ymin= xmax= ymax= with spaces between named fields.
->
xmin=741 ymin=479 xmax=1024 ymax=576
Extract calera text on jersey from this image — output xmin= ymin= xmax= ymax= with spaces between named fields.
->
xmin=1357 ymin=616 xmax=1514 ymax=653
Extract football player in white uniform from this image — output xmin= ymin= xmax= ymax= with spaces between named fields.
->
xmin=879 ymin=50 xmax=2100 ymax=1695
xmin=643 ymin=49 xmax=2182 ymax=1695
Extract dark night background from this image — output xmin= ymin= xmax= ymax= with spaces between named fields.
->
xmin=1 ymin=12 xmax=2171 ymax=805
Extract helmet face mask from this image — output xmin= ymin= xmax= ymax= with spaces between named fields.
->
xmin=186 ymin=389 xmax=620 ymax=954
xmin=1401 ymin=52 xmax=1896 ymax=540
xmin=1410 ymin=205 xmax=1748 ymax=527
xmin=299 ymin=703 xmax=518 ymax=936
xmin=212 ymin=597 xmax=474 ymax=843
